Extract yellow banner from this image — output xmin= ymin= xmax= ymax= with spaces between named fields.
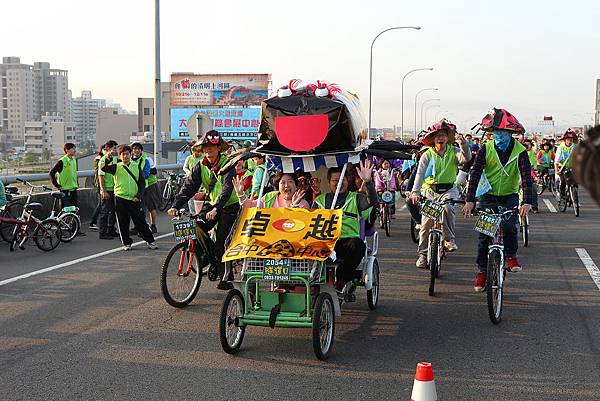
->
xmin=223 ymin=207 xmax=342 ymax=262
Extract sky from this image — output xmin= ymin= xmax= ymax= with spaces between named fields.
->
xmin=1 ymin=0 xmax=599 ymax=133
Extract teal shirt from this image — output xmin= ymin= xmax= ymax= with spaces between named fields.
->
xmin=0 ymin=181 xmax=6 ymax=207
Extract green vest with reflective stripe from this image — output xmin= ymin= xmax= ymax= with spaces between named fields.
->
xmin=186 ymin=155 xmax=202 ymax=172
xmin=538 ymin=150 xmax=552 ymax=168
xmin=557 ymin=144 xmax=574 ymax=169
xmin=484 ymin=140 xmax=526 ymax=196
xmin=423 ymin=146 xmax=458 ymax=190
xmin=139 ymin=152 xmax=157 ymax=187
xmin=199 ymin=154 xmax=238 ymax=207
xmin=262 ymin=191 xmax=279 ymax=208
xmin=114 ymin=161 xmax=140 ymax=201
xmin=314 ymin=191 xmax=370 ymax=239
xmin=98 ymin=154 xmax=115 ymax=191
xmin=527 ymin=149 xmax=537 ymax=169
xmin=57 ymin=155 xmax=78 ymax=191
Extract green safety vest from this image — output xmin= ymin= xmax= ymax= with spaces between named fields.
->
xmin=114 ymin=161 xmax=141 ymax=201
xmin=186 ymin=155 xmax=202 ymax=172
xmin=423 ymin=146 xmax=459 ymax=191
xmin=557 ymin=144 xmax=574 ymax=169
xmin=314 ymin=192 xmax=370 ymax=239
xmin=139 ymin=152 xmax=157 ymax=187
xmin=199 ymin=154 xmax=238 ymax=207
xmin=484 ymin=140 xmax=526 ymax=196
xmin=98 ymin=154 xmax=115 ymax=191
xmin=527 ymin=149 xmax=538 ymax=169
xmin=262 ymin=191 xmax=279 ymax=208
xmin=538 ymin=150 xmax=553 ymax=168
xmin=57 ymin=155 xmax=78 ymax=191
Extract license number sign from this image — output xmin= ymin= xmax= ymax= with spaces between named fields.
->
xmin=172 ymin=220 xmax=196 ymax=241
xmin=263 ymin=259 xmax=290 ymax=281
xmin=421 ymin=199 xmax=443 ymax=222
xmin=474 ymin=212 xmax=501 ymax=237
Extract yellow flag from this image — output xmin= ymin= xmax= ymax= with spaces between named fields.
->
xmin=223 ymin=207 xmax=342 ymax=262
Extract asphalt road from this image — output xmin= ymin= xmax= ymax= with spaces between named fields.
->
xmin=1 ymin=190 xmax=599 ymax=401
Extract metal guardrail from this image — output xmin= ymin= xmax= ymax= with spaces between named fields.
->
xmin=0 ymin=164 xmax=183 ymax=185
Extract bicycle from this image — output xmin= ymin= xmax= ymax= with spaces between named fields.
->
xmin=419 ymin=197 xmax=464 ymax=296
xmin=15 ymin=179 xmax=80 ymax=242
xmin=473 ymin=206 xmax=519 ymax=324
xmin=160 ymin=209 xmax=223 ymax=308
xmin=378 ymin=191 xmax=394 ymax=237
xmin=5 ymin=201 xmax=62 ymax=252
xmin=535 ymin=166 xmax=555 ymax=196
xmin=0 ymin=186 xmax=22 ymax=242
xmin=158 ymin=171 xmax=185 ymax=212
xmin=555 ymin=168 xmax=580 ymax=217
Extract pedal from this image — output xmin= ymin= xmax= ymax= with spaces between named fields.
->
xmin=207 ymin=266 xmax=219 ymax=281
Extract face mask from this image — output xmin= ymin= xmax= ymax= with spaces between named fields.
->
xmin=494 ymin=130 xmax=512 ymax=151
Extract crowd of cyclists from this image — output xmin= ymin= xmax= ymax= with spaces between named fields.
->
xmin=0 ymin=107 xmax=586 ymax=298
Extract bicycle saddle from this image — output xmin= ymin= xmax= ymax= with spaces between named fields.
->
xmin=26 ymin=202 xmax=43 ymax=211
xmin=51 ymin=192 xmax=66 ymax=199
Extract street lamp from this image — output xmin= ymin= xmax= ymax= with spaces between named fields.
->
xmin=401 ymin=67 xmax=433 ymax=141
xmin=414 ymin=88 xmax=438 ymax=137
xmin=153 ymin=0 xmax=162 ymax=164
xmin=424 ymin=104 xmax=441 ymax=130
xmin=420 ymin=98 xmax=440 ymax=132
xmin=368 ymin=26 xmax=421 ymax=136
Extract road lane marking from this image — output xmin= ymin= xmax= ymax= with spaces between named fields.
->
xmin=543 ymin=198 xmax=557 ymax=213
xmin=575 ymin=248 xmax=600 ymax=291
xmin=0 ymin=232 xmax=173 ymax=287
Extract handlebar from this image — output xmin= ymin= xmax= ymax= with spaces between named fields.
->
xmin=475 ymin=206 xmax=519 ymax=217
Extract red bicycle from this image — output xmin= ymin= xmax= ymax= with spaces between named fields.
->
xmin=2 ymin=201 xmax=62 ymax=252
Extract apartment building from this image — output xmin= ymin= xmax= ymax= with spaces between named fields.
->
xmin=71 ymin=90 xmax=106 ymax=146
xmin=24 ymin=113 xmax=76 ymax=157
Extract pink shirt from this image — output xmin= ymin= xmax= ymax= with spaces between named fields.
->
xmin=241 ymin=193 xmax=310 ymax=209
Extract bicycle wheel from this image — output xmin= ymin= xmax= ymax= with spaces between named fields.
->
xmin=521 ymin=215 xmax=529 ymax=247
xmin=410 ymin=217 xmax=419 ymax=244
xmin=558 ymin=193 xmax=568 ymax=212
xmin=535 ymin=181 xmax=545 ymax=196
xmin=428 ymin=233 xmax=440 ymax=296
xmin=367 ymin=259 xmax=379 ymax=310
xmin=219 ymin=289 xmax=246 ymax=355
xmin=312 ymin=292 xmax=335 ymax=361
xmin=571 ymin=186 xmax=580 ymax=217
xmin=160 ymin=241 xmax=202 ymax=308
xmin=158 ymin=183 xmax=172 ymax=212
xmin=58 ymin=213 xmax=80 ymax=242
xmin=33 ymin=220 xmax=62 ymax=251
xmin=384 ymin=205 xmax=391 ymax=237
xmin=0 ymin=202 xmax=23 ymax=242
xmin=486 ymin=249 xmax=504 ymax=324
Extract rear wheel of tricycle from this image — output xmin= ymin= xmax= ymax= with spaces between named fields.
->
xmin=367 ymin=259 xmax=380 ymax=310
xmin=312 ymin=292 xmax=335 ymax=361
xmin=220 ymin=289 xmax=245 ymax=354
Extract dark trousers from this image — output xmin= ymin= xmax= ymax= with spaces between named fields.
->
xmin=99 ymin=191 xmax=116 ymax=235
xmin=334 ymin=237 xmax=366 ymax=283
xmin=476 ymin=193 xmax=519 ymax=272
xmin=60 ymin=189 xmax=78 ymax=208
xmin=115 ymin=196 xmax=154 ymax=246
xmin=91 ymin=191 xmax=101 ymax=224
xmin=197 ymin=202 xmax=240 ymax=279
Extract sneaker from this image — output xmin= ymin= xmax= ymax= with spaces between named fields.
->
xmin=89 ymin=223 xmax=99 ymax=231
xmin=147 ymin=242 xmax=158 ymax=250
xmin=123 ymin=244 xmax=131 ymax=251
xmin=216 ymin=281 xmax=233 ymax=291
xmin=444 ymin=240 xmax=458 ymax=252
xmin=151 ymin=224 xmax=158 ymax=234
xmin=415 ymin=254 xmax=428 ymax=269
xmin=532 ymin=207 xmax=539 ymax=214
xmin=506 ymin=257 xmax=522 ymax=272
xmin=474 ymin=272 xmax=487 ymax=292
xmin=99 ymin=234 xmax=113 ymax=240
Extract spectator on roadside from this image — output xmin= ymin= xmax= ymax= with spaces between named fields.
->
xmin=183 ymin=142 xmax=203 ymax=177
xmin=0 ymin=180 xmax=6 ymax=208
xmin=97 ymin=140 xmax=119 ymax=240
xmin=49 ymin=142 xmax=85 ymax=236
xmin=131 ymin=142 xmax=160 ymax=234
xmin=250 ymin=154 xmax=266 ymax=199
xmin=89 ymin=144 xmax=105 ymax=231
xmin=100 ymin=145 xmax=157 ymax=250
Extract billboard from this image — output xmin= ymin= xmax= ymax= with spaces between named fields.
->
xmin=170 ymin=107 xmax=261 ymax=140
xmin=170 ymin=73 xmax=270 ymax=107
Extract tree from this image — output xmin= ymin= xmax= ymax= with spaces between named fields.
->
xmin=41 ymin=148 xmax=51 ymax=161
xmin=23 ymin=151 xmax=40 ymax=164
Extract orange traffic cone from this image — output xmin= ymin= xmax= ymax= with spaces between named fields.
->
xmin=410 ymin=362 xmax=438 ymax=401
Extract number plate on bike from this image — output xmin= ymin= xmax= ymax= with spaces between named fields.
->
xmin=380 ymin=190 xmax=394 ymax=203
xmin=421 ymin=199 xmax=443 ymax=222
xmin=474 ymin=212 xmax=501 ymax=237
xmin=262 ymin=259 xmax=290 ymax=281
xmin=172 ymin=220 xmax=196 ymax=241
